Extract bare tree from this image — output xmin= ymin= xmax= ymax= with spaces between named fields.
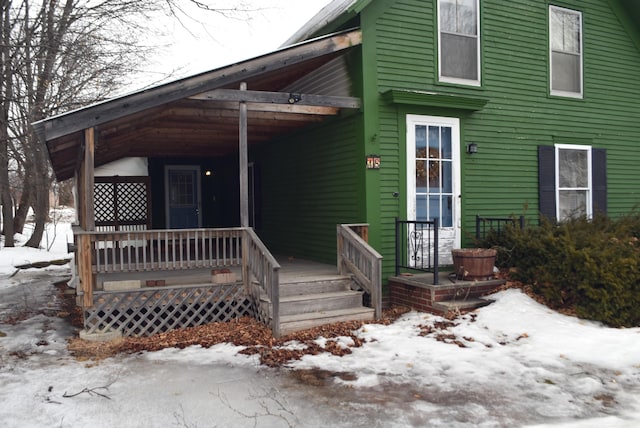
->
xmin=0 ymin=0 xmax=253 ymax=248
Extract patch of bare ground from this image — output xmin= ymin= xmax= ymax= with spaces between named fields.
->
xmin=67 ymin=306 xmax=411 ymax=367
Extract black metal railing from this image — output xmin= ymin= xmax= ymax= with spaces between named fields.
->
xmin=475 ymin=215 xmax=525 ymax=240
xmin=395 ymin=219 xmax=439 ymax=284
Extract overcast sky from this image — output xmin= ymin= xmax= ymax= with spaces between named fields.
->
xmin=128 ymin=0 xmax=332 ymax=92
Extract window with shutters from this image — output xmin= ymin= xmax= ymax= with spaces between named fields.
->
xmin=538 ymin=145 xmax=607 ymax=222
xmin=438 ymin=0 xmax=480 ymax=85
xmin=556 ymin=144 xmax=591 ymax=220
xmin=549 ymin=6 xmax=583 ymax=98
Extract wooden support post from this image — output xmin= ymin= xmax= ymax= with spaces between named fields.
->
xmin=83 ymin=128 xmax=96 ymax=230
xmin=239 ymin=82 xmax=249 ymax=228
xmin=78 ymin=234 xmax=93 ymax=308
xmin=77 ymin=128 xmax=96 ymax=308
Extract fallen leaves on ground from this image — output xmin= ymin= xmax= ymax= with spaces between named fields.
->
xmin=68 ymin=306 xmax=412 ymax=367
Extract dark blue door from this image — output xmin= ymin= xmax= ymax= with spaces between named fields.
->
xmin=167 ymin=167 xmax=200 ymax=229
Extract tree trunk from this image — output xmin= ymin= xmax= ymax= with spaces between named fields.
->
xmin=0 ymin=0 xmax=14 ymax=247
xmin=24 ymin=143 xmax=49 ymax=248
xmin=13 ymin=178 xmax=32 ymax=234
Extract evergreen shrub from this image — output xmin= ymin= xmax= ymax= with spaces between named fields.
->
xmin=478 ymin=214 xmax=640 ymax=327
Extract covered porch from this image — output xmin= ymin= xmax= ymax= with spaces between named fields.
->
xmin=36 ymin=30 xmax=382 ymax=338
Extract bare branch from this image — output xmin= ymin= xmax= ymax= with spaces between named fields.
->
xmin=63 ymin=385 xmax=112 ymax=400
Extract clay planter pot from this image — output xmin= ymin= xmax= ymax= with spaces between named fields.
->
xmin=451 ymin=248 xmax=497 ymax=280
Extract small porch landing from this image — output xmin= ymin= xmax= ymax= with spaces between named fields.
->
xmin=389 ymin=272 xmax=505 ymax=317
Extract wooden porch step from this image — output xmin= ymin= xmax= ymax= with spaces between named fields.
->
xmin=279 ymin=277 xmax=353 ymax=297
xmin=279 ymin=290 xmax=364 ymax=316
xmin=279 ymin=307 xmax=375 ymax=336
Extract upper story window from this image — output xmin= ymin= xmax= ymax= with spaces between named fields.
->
xmin=438 ymin=0 xmax=480 ymax=85
xmin=549 ymin=6 xmax=583 ymax=98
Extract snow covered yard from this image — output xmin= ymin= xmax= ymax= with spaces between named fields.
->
xmin=1 ymin=214 xmax=640 ymax=427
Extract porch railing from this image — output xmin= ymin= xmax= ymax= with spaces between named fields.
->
xmin=395 ymin=219 xmax=439 ymax=285
xmin=476 ymin=215 xmax=525 ymax=240
xmin=244 ymin=227 xmax=281 ymax=337
xmin=337 ymin=224 xmax=382 ymax=319
xmin=84 ymin=228 xmax=244 ymax=274
xmin=74 ymin=227 xmax=281 ymax=335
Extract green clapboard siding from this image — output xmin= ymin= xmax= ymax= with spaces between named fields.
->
xmin=256 ymin=114 xmax=364 ymax=264
xmin=357 ymin=0 xmax=640 ymax=270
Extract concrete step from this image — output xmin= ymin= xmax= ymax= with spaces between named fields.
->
xmin=279 ymin=290 xmax=364 ymax=316
xmin=279 ymin=307 xmax=375 ymax=336
xmin=432 ymin=298 xmax=494 ymax=314
xmin=279 ymin=277 xmax=352 ymax=297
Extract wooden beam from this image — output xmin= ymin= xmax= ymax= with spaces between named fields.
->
xmin=167 ymin=103 xmax=340 ymax=117
xmin=189 ymin=89 xmax=360 ymax=109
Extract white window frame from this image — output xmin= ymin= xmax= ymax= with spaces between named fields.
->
xmin=407 ymin=115 xmax=461 ymax=251
xmin=549 ymin=5 xmax=583 ymax=98
xmin=555 ymin=144 xmax=592 ymax=221
xmin=437 ymin=0 xmax=481 ymax=86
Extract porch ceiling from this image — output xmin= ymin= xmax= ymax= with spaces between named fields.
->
xmin=37 ymin=29 xmax=362 ymax=181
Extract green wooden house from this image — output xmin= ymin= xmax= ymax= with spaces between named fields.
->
xmin=270 ymin=0 xmax=640 ymax=275
xmin=36 ymin=0 xmax=640 ymax=336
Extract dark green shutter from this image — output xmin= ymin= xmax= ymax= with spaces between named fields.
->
xmin=538 ymin=145 xmax=556 ymax=221
xmin=592 ymin=148 xmax=607 ymax=215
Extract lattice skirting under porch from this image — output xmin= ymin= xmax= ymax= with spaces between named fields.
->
xmin=84 ymin=284 xmax=256 ymax=337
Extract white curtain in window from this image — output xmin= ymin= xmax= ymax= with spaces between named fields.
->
xmin=551 ymin=7 xmax=581 ymax=94
xmin=440 ymin=0 xmax=478 ymax=81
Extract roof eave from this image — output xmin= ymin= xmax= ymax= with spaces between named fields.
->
xmin=34 ymin=29 xmax=362 ymax=144
xmin=281 ymin=0 xmax=372 ymax=46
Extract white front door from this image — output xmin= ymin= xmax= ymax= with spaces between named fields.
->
xmin=407 ymin=115 xmax=461 ymax=265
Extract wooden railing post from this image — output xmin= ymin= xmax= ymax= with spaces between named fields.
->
xmin=336 ymin=225 xmax=344 ymax=275
xmin=337 ymin=224 xmax=382 ymax=320
xmin=242 ymin=228 xmax=250 ymax=294
xmin=78 ymin=233 xmax=94 ymax=308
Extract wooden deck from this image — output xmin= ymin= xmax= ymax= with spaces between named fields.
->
xmin=94 ymin=256 xmax=338 ymax=289
xmin=83 ymin=256 xmax=375 ymax=337
xmin=76 ymin=225 xmax=381 ymax=338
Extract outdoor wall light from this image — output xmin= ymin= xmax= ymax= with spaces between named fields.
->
xmin=466 ymin=143 xmax=478 ymax=154
xmin=205 ymin=170 xmax=212 ymax=176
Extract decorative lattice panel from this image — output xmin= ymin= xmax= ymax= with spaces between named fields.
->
xmin=84 ymin=284 xmax=255 ymax=337
xmin=94 ymin=182 xmax=115 ymax=224
xmin=116 ymin=182 xmax=148 ymax=222
xmin=94 ymin=176 xmax=150 ymax=229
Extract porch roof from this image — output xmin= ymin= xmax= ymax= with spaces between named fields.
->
xmin=36 ymin=29 xmax=362 ymax=181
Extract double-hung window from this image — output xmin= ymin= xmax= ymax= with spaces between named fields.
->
xmin=556 ymin=144 xmax=591 ymax=221
xmin=538 ymin=144 xmax=607 ymax=223
xmin=549 ymin=6 xmax=583 ymax=97
xmin=438 ymin=0 xmax=480 ymax=85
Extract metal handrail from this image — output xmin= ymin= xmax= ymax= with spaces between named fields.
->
xmin=395 ymin=219 xmax=439 ymax=285
xmin=475 ymin=215 xmax=525 ymax=240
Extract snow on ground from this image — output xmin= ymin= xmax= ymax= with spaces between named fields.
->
xmin=1 ymin=214 xmax=640 ymax=427
xmin=0 ymin=207 xmax=74 ymax=278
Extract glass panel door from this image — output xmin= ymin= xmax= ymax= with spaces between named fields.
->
xmin=408 ymin=115 xmax=461 ymax=264
xmin=165 ymin=166 xmax=201 ymax=229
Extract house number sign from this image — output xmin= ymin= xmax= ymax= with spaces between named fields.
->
xmin=366 ymin=155 xmax=381 ymax=169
